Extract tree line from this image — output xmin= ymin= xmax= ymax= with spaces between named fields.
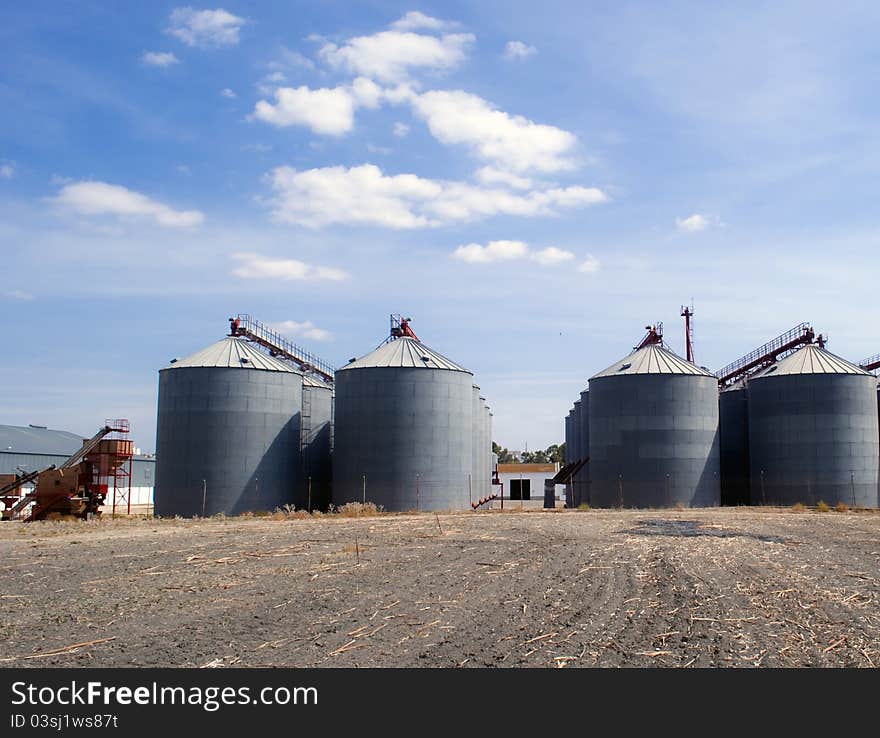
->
xmin=492 ymin=442 xmax=565 ymax=464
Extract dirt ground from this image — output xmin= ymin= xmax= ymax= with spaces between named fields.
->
xmin=1 ymin=507 xmax=879 ymax=668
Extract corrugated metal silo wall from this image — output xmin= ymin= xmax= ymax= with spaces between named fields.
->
xmin=748 ymin=374 xmax=879 ymax=507
xmin=302 ymin=383 xmax=333 ymax=511
xmin=573 ymin=390 xmax=589 ymax=506
xmin=478 ymin=399 xmax=489 ymax=499
xmin=332 ymin=367 xmax=474 ymax=511
xmin=719 ymin=387 xmax=750 ymax=505
xmin=571 ymin=401 xmax=581 ymax=462
xmin=471 ymin=386 xmax=482 ymax=501
xmin=155 ymin=367 xmax=303 ymax=516
xmin=588 ymin=374 xmax=720 ymax=508
xmin=564 ymin=413 xmax=572 ymax=463
xmin=484 ymin=405 xmax=492 ymax=498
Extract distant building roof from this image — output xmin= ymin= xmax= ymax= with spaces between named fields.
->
xmin=497 ymin=463 xmax=559 ymax=474
xmin=162 ymin=337 xmax=299 ymax=373
xmin=752 ymin=344 xmax=870 ymax=378
xmin=0 ymin=425 xmax=85 ymax=455
xmin=591 ymin=344 xmax=714 ymax=379
xmin=338 ymin=336 xmax=470 ymax=373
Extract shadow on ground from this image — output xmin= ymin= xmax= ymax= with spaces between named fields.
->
xmin=623 ymin=518 xmax=787 ymax=544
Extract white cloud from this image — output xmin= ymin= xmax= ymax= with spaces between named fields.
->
xmin=452 ymin=240 xmax=529 ymax=263
xmin=578 ymin=255 xmax=601 ymax=274
xmin=408 ymin=89 xmax=578 ymax=173
xmin=230 ymin=252 xmax=348 ymax=281
xmin=393 ymin=121 xmax=410 ymax=137
xmin=266 ymin=164 xmax=608 ymax=229
xmin=52 ymin=181 xmax=204 ymax=228
xmin=220 ymin=87 xmax=236 ymax=98
xmin=251 ymin=78 xmax=382 ymax=135
xmin=167 ymin=7 xmax=246 ymax=48
xmin=532 ymin=246 xmax=575 ymax=265
xmin=319 ymin=30 xmax=473 ymax=83
xmin=475 ymin=166 xmax=532 ymax=190
xmin=504 ymin=40 xmax=537 ymax=60
xmin=0 ymin=163 xmax=14 ymax=179
xmin=269 ymin=47 xmax=315 ymax=71
xmin=390 ymin=12 xmax=457 ymax=32
xmin=273 ymin=319 xmax=332 ymax=342
xmin=676 ymin=213 xmax=710 ymax=232
xmin=142 ymin=51 xmax=180 ymax=67
xmin=452 ymin=240 xmax=574 ymax=266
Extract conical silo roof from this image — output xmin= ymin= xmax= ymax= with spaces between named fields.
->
xmin=590 ymin=343 xmax=714 ymax=379
xmin=338 ymin=336 xmax=470 ymax=373
xmin=162 ymin=337 xmax=299 ymax=373
xmin=753 ymin=344 xmax=870 ymax=377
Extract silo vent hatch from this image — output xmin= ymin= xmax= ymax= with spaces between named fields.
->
xmin=618 ymin=363 xmax=632 ymax=372
xmin=421 ymin=356 xmax=431 ymax=362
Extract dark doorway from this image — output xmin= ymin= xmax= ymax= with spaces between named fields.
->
xmin=509 ymin=479 xmax=531 ymax=500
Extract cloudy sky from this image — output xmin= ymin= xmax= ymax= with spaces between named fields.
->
xmin=2 ymin=1 xmax=879 ymax=452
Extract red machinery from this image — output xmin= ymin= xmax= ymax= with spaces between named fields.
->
xmin=390 ymin=314 xmax=420 ymax=341
xmin=634 ymin=322 xmax=664 ymax=350
xmin=715 ymin=323 xmax=825 ymax=388
xmin=0 ymin=420 xmax=133 ymax=521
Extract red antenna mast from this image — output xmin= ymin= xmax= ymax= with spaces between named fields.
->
xmin=681 ymin=304 xmax=695 ymax=364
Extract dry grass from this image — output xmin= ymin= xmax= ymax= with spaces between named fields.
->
xmin=332 ymin=502 xmax=384 ymax=517
xmin=578 ymin=503 xmax=591 ymax=511
xmin=816 ymin=500 xmax=830 ymax=513
xmin=835 ymin=502 xmax=850 ymax=513
xmin=791 ymin=502 xmax=806 ymax=512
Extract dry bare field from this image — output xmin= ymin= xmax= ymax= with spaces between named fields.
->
xmin=1 ymin=507 xmax=879 ymax=668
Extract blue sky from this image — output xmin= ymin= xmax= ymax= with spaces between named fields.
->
xmin=2 ymin=1 xmax=879 ymax=453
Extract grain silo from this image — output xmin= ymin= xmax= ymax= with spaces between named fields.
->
xmin=483 ymin=401 xmax=492 ymax=497
xmin=333 ymin=331 xmax=474 ymax=511
xmin=564 ymin=411 xmax=573 ymax=463
xmin=748 ymin=345 xmax=879 ymax=507
xmin=573 ymin=389 xmax=590 ymax=506
xmin=719 ymin=382 xmax=750 ymax=506
xmin=471 ymin=385 xmax=483 ymax=501
xmin=155 ymin=336 xmax=303 ymax=516
xmin=301 ymin=375 xmax=333 ymax=511
xmin=588 ymin=343 xmax=720 ymax=508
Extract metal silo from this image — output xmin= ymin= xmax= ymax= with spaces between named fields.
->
xmin=483 ymin=401 xmax=492 ymax=498
xmin=571 ymin=400 xmax=581 ymax=462
xmin=301 ymin=375 xmax=333 ymax=511
xmin=719 ymin=383 xmax=750 ymax=506
xmin=573 ymin=389 xmax=590 ymax=506
xmin=333 ymin=334 xmax=474 ymax=511
xmin=155 ymin=337 xmax=303 ymax=516
xmin=748 ymin=345 xmax=879 ymax=507
xmin=588 ymin=344 xmax=720 ymax=508
xmin=471 ymin=385 xmax=482 ymax=502
xmin=565 ymin=411 xmax=572 ymax=463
